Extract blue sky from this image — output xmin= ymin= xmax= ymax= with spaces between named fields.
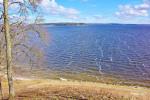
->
xmin=1 ymin=0 xmax=150 ymax=24
xmin=37 ymin=0 xmax=150 ymax=24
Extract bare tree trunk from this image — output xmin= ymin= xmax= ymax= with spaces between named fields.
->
xmin=3 ymin=0 xmax=15 ymax=100
xmin=0 ymin=81 xmax=3 ymax=100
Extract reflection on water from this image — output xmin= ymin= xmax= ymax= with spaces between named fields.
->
xmin=44 ymin=24 xmax=150 ymax=81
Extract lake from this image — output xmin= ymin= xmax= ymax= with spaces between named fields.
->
xmin=43 ymin=24 xmax=150 ymax=81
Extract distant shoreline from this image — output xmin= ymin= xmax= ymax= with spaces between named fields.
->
xmin=37 ymin=23 xmax=150 ymax=26
xmin=38 ymin=22 xmax=86 ymax=26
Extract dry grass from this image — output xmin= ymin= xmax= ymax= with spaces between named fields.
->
xmin=1 ymin=79 xmax=150 ymax=100
xmin=0 ymin=67 xmax=149 ymax=100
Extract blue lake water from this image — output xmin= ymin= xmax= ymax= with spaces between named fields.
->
xmin=44 ymin=24 xmax=150 ymax=81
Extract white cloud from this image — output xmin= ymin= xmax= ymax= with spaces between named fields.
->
xmin=116 ymin=0 xmax=150 ymax=18
xmin=39 ymin=0 xmax=79 ymax=19
xmin=0 ymin=0 xmax=79 ymax=19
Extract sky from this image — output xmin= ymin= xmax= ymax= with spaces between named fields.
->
xmin=37 ymin=0 xmax=150 ymax=24
xmin=1 ymin=0 xmax=150 ymax=24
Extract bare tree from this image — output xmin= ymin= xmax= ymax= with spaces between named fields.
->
xmin=0 ymin=0 xmax=47 ymax=99
xmin=3 ymin=0 xmax=15 ymax=99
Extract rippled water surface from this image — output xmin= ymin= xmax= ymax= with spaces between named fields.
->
xmin=44 ymin=24 xmax=150 ymax=80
